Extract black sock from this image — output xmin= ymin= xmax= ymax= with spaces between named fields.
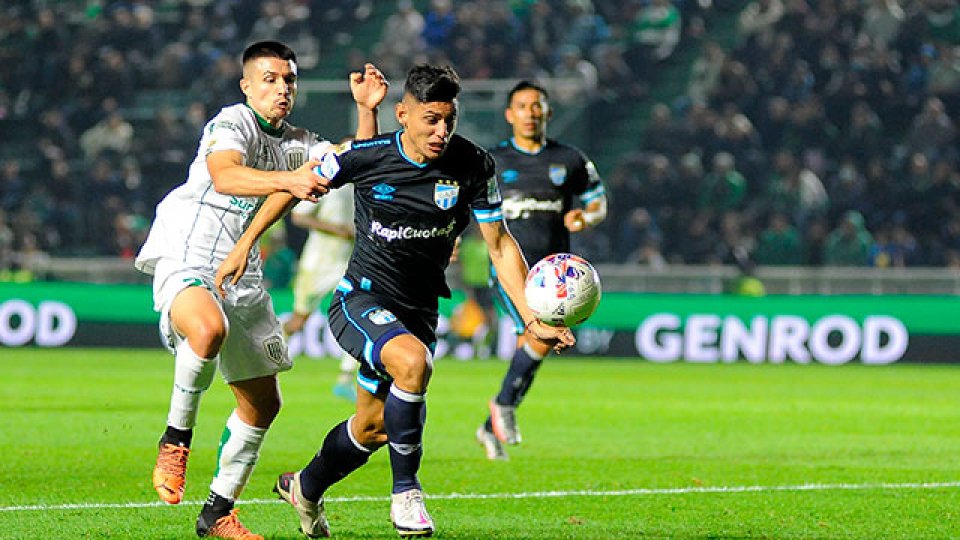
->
xmin=162 ymin=425 xmax=192 ymax=447
xmin=495 ymin=346 xmax=543 ymax=407
xmin=383 ymin=387 xmax=426 ymax=494
xmin=300 ymin=420 xmax=371 ymax=501
xmin=199 ymin=491 xmax=233 ymax=520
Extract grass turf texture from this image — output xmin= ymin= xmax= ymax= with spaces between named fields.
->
xmin=1 ymin=349 xmax=958 ymax=539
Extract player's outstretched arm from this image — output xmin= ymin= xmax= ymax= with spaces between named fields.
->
xmin=207 ymin=151 xmax=328 ymax=201
xmin=477 ymin=219 xmax=575 ymax=351
xmin=350 ymin=63 xmax=389 ymax=139
xmin=214 ymin=191 xmax=300 ymax=296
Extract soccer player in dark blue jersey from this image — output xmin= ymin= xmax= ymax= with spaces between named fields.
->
xmin=215 ymin=65 xmax=575 ymax=538
xmin=476 ymin=81 xmax=608 ymax=461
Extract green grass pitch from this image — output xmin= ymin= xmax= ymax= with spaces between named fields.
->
xmin=1 ymin=348 xmax=959 ymax=539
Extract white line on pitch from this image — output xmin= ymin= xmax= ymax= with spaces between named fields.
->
xmin=2 ymin=481 xmax=958 ymax=513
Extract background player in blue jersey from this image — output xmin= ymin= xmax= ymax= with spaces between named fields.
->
xmin=476 ymin=81 xmax=608 ymax=461
xmin=214 ymin=65 xmax=575 ymax=538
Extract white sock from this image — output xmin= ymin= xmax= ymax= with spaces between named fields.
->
xmin=209 ymin=410 xmax=267 ymax=500
xmin=166 ymin=339 xmax=218 ymax=430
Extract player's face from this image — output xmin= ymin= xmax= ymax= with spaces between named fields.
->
xmin=240 ymin=56 xmax=298 ymax=126
xmin=397 ymin=97 xmax=458 ymax=163
xmin=505 ymin=88 xmax=550 ymax=142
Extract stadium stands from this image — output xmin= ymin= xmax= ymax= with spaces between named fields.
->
xmin=2 ymin=0 xmax=960 ymax=282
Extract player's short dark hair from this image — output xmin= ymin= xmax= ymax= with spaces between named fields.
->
xmin=404 ymin=65 xmax=461 ymax=103
xmin=242 ymin=41 xmax=297 ymax=65
xmin=507 ymin=80 xmax=549 ymax=106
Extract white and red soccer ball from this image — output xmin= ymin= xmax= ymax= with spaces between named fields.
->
xmin=524 ymin=253 xmax=601 ymax=327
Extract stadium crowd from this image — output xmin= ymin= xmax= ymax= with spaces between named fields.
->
xmin=1 ymin=0 xmax=959 ymax=278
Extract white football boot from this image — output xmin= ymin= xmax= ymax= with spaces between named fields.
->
xmin=273 ymin=471 xmax=330 ymax=538
xmin=488 ymin=400 xmax=522 ymax=445
xmin=390 ymin=488 xmax=434 ymax=537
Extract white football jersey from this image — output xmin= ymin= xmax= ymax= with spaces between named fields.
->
xmin=135 ymin=103 xmax=332 ymax=277
xmin=293 ymin=183 xmax=355 ymax=274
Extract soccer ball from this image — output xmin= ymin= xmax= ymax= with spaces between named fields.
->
xmin=525 ymin=253 xmax=602 ymax=327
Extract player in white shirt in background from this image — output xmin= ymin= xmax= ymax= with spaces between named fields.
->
xmin=284 ymin=183 xmax=360 ymax=401
xmin=134 ymin=40 xmax=387 ymax=539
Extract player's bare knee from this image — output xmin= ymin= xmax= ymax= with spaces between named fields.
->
xmin=186 ymin=316 xmax=228 ymax=357
xmin=389 ymin=353 xmax=432 ymax=393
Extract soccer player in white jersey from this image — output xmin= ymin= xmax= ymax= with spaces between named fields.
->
xmin=284 ymin=183 xmax=360 ymax=401
xmin=134 ymin=41 xmax=387 ymax=539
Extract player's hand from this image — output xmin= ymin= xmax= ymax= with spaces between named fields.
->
xmin=214 ymin=245 xmax=251 ymax=298
xmin=350 ymin=63 xmax=389 ymax=112
xmin=287 ymin=158 xmax=328 ymax=202
xmin=526 ymin=319 xmax=576 ymax=353
xmin=564 ymin=209 xmax=587 ymax=232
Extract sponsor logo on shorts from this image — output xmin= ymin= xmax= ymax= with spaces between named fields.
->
xmin=263 ymin=336 xmax=287 ymax=365
xmin=368 ymin=308 xmax=397 ymax=325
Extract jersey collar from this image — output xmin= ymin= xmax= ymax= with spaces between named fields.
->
xmin=245 ymin=103 xmax=286 ymax=137
xmin=396 ymin=130 xmax=428 ymax=168
xmin=509 ymin=137 xmax=544 ymax=155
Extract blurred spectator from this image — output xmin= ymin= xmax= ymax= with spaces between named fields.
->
xmin=552 ymin=44 xmax=599 ymax=102
xmin=640 ymin=103 xmax=692 ymax=159
xmin=698 ymin=152 xmax=747 ymax=212
xmin=738 ymin=0 xmax=785 ymax=47
xmin=903 ymin=95 xmax=957 ymax=163
xmin=763 ymin=150 xmax=828 ymax=230
xmin=687 ymin=40 xmax=726 ymax=104
xmin=423 ymin=0 xmax=456 ymax=51
xmin=823 ymin=210 xmax=873 ymax=266
xmin=859 ymin=0 xmax=906 ymax=49
xmin=380 ymin=0 xmax=426 ymax=66
xmin=625 ymin=0 xmax=682 ymax=76
xmin=79 ymin=103 xmax=134 ymax=160
xmin=618 ymin=207 xmax=664 ymax=266
xmin=0 ymin=159 xmax=26 ymax=213
xmin=754 ymin=212 xmax=804 ymax=266
xmin=562 ymin=0 xmax=611 ymax=55
xmin=869 ymin=222 xmax=919 ymax=267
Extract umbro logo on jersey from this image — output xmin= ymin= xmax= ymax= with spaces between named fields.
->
xmin=372 ymin=183 xmax=396 ymax=201
xmin=434 ymin=180 xmax=459 ymax=209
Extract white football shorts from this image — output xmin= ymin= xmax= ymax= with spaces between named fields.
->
xmin=152 ymin=258 xmax=292 ymax=383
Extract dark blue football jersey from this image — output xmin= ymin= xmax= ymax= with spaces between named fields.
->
xmin=318 ymin=131 xmax=502 ymax=310
xmin=490 ymin=138 xmax=606 ymax=265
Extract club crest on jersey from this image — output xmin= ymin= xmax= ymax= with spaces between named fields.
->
xmin=549 ymin=165 xmax=567 ymax=186
xmin=284 ymin=147 xmax=306 ymax=170
xmin=434 ymin=180 xmax=459 ymax=209
xmin=368 ymin=308 xmax=397 ymax=325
